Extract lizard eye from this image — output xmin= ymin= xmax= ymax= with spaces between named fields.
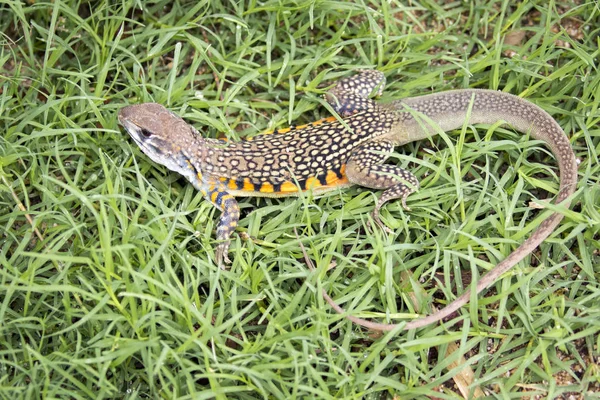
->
xmin=140 ymin=128 xmax=153 ymax=138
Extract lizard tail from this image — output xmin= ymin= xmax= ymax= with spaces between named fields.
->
xmin=330 ymin=90 xmax=578 ymax=331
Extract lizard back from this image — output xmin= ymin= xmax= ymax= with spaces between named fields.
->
xmin=196 ymin=110 xmax=398 ymax=197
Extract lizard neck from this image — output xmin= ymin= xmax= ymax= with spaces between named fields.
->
xmin=175 ymin=131 xmax=213 ymax=189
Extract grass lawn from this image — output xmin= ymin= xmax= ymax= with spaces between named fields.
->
xmin=1 ymin=0 xmax=599 ymax=398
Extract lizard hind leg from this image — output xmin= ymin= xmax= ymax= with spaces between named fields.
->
xmin=326 ymin=70 xmax=386 ymax=116
xmin=372 ymin=176 xmax=419 ymax=231
xmin=346 ymin=140 xmax=419 ymax=231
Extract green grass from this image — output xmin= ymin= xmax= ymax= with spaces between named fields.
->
xmin=1 ymin=0 xmax=599 ymax=398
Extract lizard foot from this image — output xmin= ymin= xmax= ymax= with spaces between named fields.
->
xmin=215 ymin=241 xmax=231 ymax=269
xmin=369 ymin=209 xmax=394 ymax=234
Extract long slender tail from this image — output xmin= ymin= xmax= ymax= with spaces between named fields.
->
xmin=326 ymin=90 xmax=578 ymax=331
xmin=399 ymin=90 xmax=578 ymax=329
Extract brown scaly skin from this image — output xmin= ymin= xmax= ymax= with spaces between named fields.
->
xmin=118 ymin=70 xmax=578 ymax=331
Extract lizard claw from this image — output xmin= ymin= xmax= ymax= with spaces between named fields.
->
xmin=216 ymin=242 xmax=231 ymax=269
xmin=401 ymin=195 xmax=411 ymax=211
xmin=369 ymin=209 xmax=394 ymax=234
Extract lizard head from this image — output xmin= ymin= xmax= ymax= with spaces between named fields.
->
xmin=118 ymin=103 xmax=205 ymax=185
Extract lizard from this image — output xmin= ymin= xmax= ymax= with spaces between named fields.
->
xmin=118 ymin=70 xmax=578 ymax=330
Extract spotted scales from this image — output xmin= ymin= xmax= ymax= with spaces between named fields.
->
xmin=118 ymin=70 xmax=578 ymax=331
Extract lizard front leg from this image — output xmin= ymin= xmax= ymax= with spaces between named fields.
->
xmin=346 ymin=140 xmax=419 ymax=230
xmin=201 ymin=180 xmax=240 ymax=268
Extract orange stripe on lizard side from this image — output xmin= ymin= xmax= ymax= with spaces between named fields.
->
xmin=279 ymin=181 xmax=300 ymax=192
xmin=259 ymin=182 xmax=275 ymax=193
xmin=220 ymin=117 xmax=339 ymax=142
xmin=326 ymin=164 xmax=347 ymax=185
xmin=274 ymin=164 xmax=349 ymax=194
xmin=305 ymin=176 xmax=319 ymax=190
xmin=242 ymin=178 xmax=255 ymax=191
xmin=309 ymin=116 xmax=338 ymax=127
xmin=219 ymin=164 xmax=348 ymax=196
xmin=260 ymin=116 xmax=338 ymax=136
xmin=226 ymin=178 xmax=238 ymax=191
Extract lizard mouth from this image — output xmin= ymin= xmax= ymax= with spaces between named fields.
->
xmin=118 ymin=119 xmax=167 ymax=163
xmin=119 ymin=119 xmax=153 ymax=147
